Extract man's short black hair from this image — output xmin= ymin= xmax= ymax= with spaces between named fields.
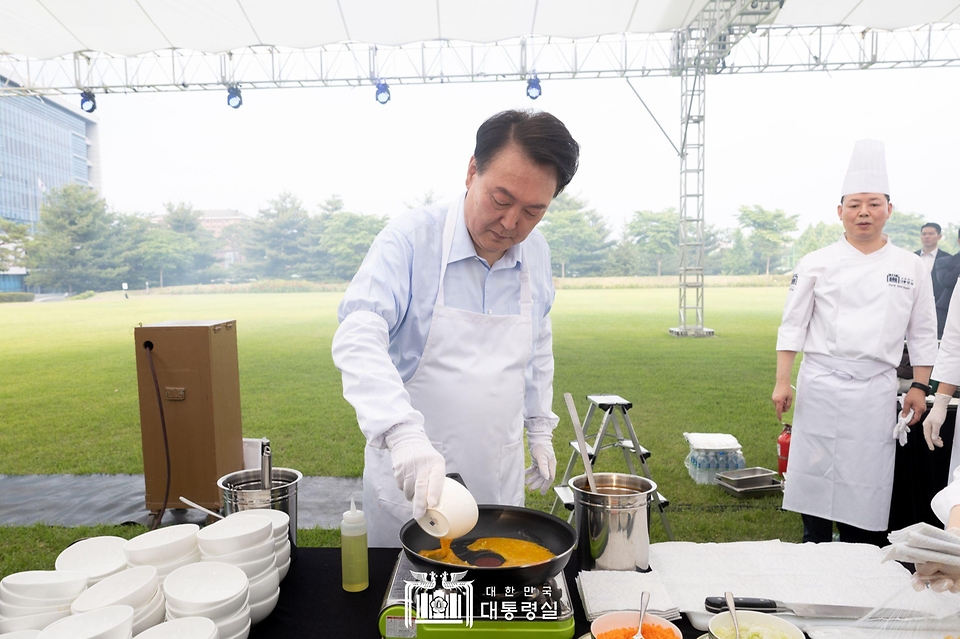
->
xmin=474 ymin=110 xmax=580 ymax=197
xmin=921 ymin=222 xmax=942 ymax=234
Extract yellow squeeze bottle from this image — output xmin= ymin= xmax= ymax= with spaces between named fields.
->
xmin=341 ymin=498 xmax=369 ymax=592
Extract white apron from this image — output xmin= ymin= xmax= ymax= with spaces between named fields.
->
xmin=782 ymin=352 xmax=898 ymax=531
xmin=363 ymin=198 xmax=534 ymax=547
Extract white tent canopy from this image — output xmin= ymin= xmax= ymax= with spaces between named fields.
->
xmin=2 ymin=0 xmax=960 ymax=60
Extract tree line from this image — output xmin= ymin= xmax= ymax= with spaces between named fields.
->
xmin=1 ymin=184 xmax=955 ymax=293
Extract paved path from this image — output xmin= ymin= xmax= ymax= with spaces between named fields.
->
xmin=0 ymin=474 xmax=362 ymax=529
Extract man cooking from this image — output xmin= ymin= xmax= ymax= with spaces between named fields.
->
xmin=332 ymin=110 xmax=580 ymax=547
xmin=772 ymin=139 xmax=939 ymax=545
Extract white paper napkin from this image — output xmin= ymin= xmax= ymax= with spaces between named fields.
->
xmin=576 ymin=570 xmax=681 ymax=621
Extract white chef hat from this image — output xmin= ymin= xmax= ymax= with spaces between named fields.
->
xmin=841 ymin=139 xmax=889 ymax=197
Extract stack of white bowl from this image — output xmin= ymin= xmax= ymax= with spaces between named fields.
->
xmin=70 ymin=565 xmax=165 ymax=635
xmin=197 ymin=515 xmax=279 ymax=625
xmin=37 ymin=605 xmax=134 ymax=639
xmin=228 ymin=510 xmax=291 ymax=581
xmin=55 ymin=537 xmax=128 ymax=586
xmin=164 ymin=563 xmax=249 ymax=639
xmin=0 ymin=571 xmax=87 ymax=634
xmin=122 ymin=524 xmax=200 ymax=587
xmin=134 ymin=617 xmax=218 ymax=639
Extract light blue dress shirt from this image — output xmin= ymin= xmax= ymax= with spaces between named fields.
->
xmin=336 ymin=195 xmax=558 ymax=434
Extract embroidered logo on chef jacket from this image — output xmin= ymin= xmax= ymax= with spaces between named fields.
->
xmin=886 ymin=273 xmax=915 ymax=289
xmin=789 ymin=274 xmax=798 ymax=289
xmin=404 ymin=570 xmax=474 ymax=628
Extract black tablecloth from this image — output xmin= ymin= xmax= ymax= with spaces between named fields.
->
xmin=249 ymin=547 xmax=708 ymax=638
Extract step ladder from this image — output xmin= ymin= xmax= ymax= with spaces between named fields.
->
xmin=551 ymin=394 xmax=674 ymax=540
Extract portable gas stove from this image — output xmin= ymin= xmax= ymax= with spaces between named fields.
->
xmin=378 ymin=552 xmax=576 ymax=638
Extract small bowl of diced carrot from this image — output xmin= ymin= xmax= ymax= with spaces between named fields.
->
xmin=591 ymin=611 xmax=682 ymax=639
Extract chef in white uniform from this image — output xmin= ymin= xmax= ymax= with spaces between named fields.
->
xmin=332 ymin=110 xmax=580 ymax=547
xmin=772 ymin=139 xmax=939 ymax=545
xmin=914 ymin=279 xmax=960 ymax=592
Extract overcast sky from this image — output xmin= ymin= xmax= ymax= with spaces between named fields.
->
xmin=95 ymin=65 xmax=960 ymax=239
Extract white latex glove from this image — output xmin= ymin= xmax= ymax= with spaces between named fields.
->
xmin=894 ymin=406 xmax=914 ymax=447
xmin=525 ymin=431 xmax=557 ymax=496
xmin=923 ymin=393 xmax=951 ymax=451
xmin=384 ymin=424 xmax=446 ymax=520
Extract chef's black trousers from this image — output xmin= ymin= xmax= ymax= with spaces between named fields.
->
xmin=801 ymin=514 xmax=889 ymax=546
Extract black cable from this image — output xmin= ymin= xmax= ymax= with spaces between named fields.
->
xmin=144 ymin=342 xmax=171 ymax=531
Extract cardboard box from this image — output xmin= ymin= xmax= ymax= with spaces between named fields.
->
xmin=134 ymin=320 xmax=244 ymax=511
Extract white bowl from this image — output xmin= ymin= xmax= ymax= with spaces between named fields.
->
xmin=55 ymin=537 xmax=128 ymax=583
xmin=219 ymin=618 xmax=250 ymax=639
xmin=228 ymin=510 xmax=289 ymax=539
xmin=123 ymin=525 xmax=199 ymax=567
xmin=132 ymin=617 xmax=217 ymax=639
xmin=708 ymin=610 xmax=804 ymax=639
xmin=590 ymin=611 xmax=682 ymax=639
xmin=133 ymin=589 xmax=164 ymax=623
xmin=0 ymin=629 xmax=41 ymax=639
xmin=0 ymin=610 xmax=70 ymax=634
xmin=162 ymin=563 xmax=248 ymax=615
xmin=0 ymin=584 xmax=77 ymax=609
xmin=166 ymin=590 xmax=247 ymax=624
xmin=213 ymin=605 xmax=249 ymax=639
xmin=273 ymin=542 xmax=290 ymax=568
xmin=0 ymin=572 xmax=88 ymax=600
xmin=0 ymin=599 xmax=71 ymax=619
xmin=248 ymin=587 xmax=278 ymax=625
xmin=227 ymin=554 xmax=274 ymax=580
xmin=37 ymin=605 xmax=133 ymax=639
xmin=247 ymin=568 xmax=278 ymax=605
xmin=153 ymin=549 xmax=201 ymax=579
xmin=199 ymin=536 xmax=273 ymax=565
xmin=277 ymin=558 xmax=290 ymax=583
xmin=70 ymin=566 xmax=158 ymax=615
xmin=197 ymin=517 xmax=272 ymax=557
xmin=131 ymin=593 xmax=166 ymax=636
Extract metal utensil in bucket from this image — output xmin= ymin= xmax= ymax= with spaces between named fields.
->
xmin=570 ymin=472 xmax=657 ymax=571
xmin=218 ymin=467 xmax=303 ymax=548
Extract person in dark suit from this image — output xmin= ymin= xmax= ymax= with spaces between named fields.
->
xmin=916 ymin=223 xmax=953 ymax=338
xmin=937 ymin=227 xmax=960 ymax=339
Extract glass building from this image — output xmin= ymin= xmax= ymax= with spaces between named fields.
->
xmin=0 ymin=92 xmax=100 ymax=232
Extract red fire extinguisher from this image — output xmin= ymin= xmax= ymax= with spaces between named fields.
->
xmin=777 ymin=423 xmax=792 ymax=476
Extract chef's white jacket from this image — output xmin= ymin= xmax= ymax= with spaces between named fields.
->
xmin=931 ymin=272 xmax=960 ymax=524
xmin=776 ymin=235 xmax=938 ymax=368
xmin=333 ymin=198 xmax=559 ymax=447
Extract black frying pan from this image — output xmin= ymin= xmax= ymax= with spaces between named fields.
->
xmin=399 ymin=504 xmax=576 ymax=587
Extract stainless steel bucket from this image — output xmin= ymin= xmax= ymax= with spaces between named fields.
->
xmin=218 ymin=467 xmax=302 ymax=546
xmin=570 ymin=472 xmax=657 ymax=571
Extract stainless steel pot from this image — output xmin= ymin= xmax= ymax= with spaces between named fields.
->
xmin=571 ymin=472 xmax=657 ymax=571
xmin=218 ymin=467 xmax=302 ymax=546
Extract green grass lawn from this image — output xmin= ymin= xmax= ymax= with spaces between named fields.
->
xmin=0 ymin=286 xmax=800 ymax=577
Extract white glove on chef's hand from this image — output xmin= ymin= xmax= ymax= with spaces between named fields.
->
xmin=525 ymin=431 xmax=557 ymax=496
xmin=893 ymin=407 xmax=914 ymax=447
xmin=922 ymin=393 xmax=950 ymax=451
xmin=384 ymin=424 xmax=445 ymax=520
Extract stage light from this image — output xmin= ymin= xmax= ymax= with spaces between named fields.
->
xmin=375 ymin=81 xmax=391 ymax=105
xmin=79 ymin=91 xmax=97 ymax=113
xmin=526 ymin=77 xmax=541 ymax=100
xmin=227 ymin=87 xmax=242 ymax=109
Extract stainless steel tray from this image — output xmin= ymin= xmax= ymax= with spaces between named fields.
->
xmin=716 ymin=476 xmax=783 ymax=498
xmin=715 ymin=467 xmax=776 ymax=488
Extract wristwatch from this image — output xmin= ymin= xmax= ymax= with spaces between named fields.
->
xmin=909 ymin=381 xmax=932 ymax=395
